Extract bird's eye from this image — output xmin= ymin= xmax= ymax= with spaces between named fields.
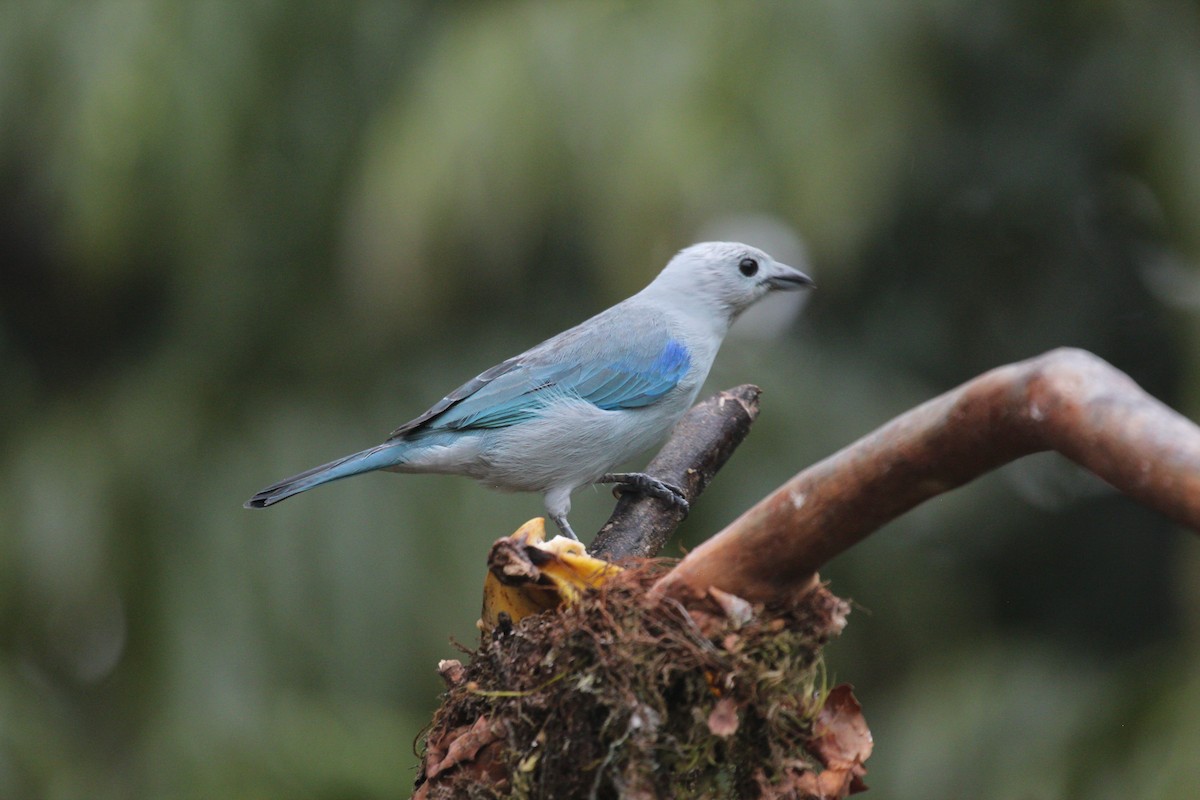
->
xmin=739 ymin=258 xmax=759 ymax=277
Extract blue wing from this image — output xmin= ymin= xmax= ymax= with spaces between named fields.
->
xmin=388 ymin=334 xmax=691 ymax=438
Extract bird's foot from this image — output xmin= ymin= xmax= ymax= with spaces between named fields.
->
xmin=598 ymin=472 xmax=690 ymax=516
xmin=549 ymin=512 xmax=580 ymax=541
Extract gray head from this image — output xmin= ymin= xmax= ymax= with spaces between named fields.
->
xmin=645 ymin=242 xmax=814 ymax=320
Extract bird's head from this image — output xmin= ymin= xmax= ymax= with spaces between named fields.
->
xmin=648 ymin=241 xmax=815 ymax=321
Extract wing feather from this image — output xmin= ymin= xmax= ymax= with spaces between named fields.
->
xmin=387 ymin=326 xmax=691 ymax=439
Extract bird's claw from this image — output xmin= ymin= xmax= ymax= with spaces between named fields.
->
xmin=550 ymin=512 xmax=580 ymax=541
xmin=598 ymin=472 xmax=690 ymax=516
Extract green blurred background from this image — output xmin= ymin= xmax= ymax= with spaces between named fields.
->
xmin=2 ymin=1 xmax=1199 ymax=797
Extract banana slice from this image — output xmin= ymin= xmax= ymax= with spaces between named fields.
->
xmin=479 ymin=518 xmax=624 ymax=632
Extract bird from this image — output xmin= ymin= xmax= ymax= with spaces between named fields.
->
xmin=245 ymin=241 xmax=814 ymax=540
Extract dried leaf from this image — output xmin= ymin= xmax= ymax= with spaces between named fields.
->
xmin=811 ymin=685 xmax=872 ymax=768
xmin=756 ymin=756 xmax=871 ymax=800
xmin=754 ymin=763 xmax=820 ymax=800
xmin=425 ymin=715 xmax=505 ymax=780
xmin=706 ymin=696 xmax=740 ymax=737
xmin=805 ymin=684 xmax=873 ymax=796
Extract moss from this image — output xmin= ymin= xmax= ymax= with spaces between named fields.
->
xmin=416 ymin=563 xmax=851 ymax=799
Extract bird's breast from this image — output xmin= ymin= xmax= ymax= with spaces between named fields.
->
xmin=476 ymin=396 xmax=691 ymax=493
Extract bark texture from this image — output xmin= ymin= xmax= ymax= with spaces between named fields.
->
xmin=591 ymin=384 xmax=762 ymax=560
xmin=652 ymin=348 xmax=1200 ymax=605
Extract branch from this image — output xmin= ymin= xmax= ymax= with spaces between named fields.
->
xmin=591 ymin=384 xmax=762 ymax=560
xmin=652 ymin=348 xmax=1200 ymax=605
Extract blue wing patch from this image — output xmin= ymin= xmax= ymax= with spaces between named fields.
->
xmin=591 ymin=338 xmax=691 ymax=409
xmin=390 ymin=337 xmax=692 ymax=437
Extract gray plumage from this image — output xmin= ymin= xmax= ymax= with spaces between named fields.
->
xmin=246 ymin=241 xmax=813 ymax=539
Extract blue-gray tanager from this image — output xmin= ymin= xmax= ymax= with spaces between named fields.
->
xmin=246 ymin=242 xmax=813 ymax=540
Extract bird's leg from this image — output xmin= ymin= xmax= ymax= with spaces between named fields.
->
xmin=597 ymin=472 xmax=690 ymax=516
xmin=544 ymin=487 xmax=580 ymax=541
xmin=549 ymin=512 xmax=579 ymax=541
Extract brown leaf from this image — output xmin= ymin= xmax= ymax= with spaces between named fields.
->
xmin=811 ymin=684 xmax=873 ymax=768
xmin=756 ymin=757 xmax=869 ymax=800
xmin=706 ymin=696 xmax=740 ymax=737
xmin=425 ymin=715 xmax=505 ymax=780
xmin=804 ymin=684 xmax=873 ymax=796
xmin=754 ymin=763 xmax=819 ymax=800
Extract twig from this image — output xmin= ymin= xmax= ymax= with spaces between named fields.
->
xmin=651 ymin=348 xmax=1200 ymax=605
xmin=591 ymin=384 xmax=762 ymax=560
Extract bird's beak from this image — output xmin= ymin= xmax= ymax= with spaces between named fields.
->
xmin=766 ymin=263 xmax=816 ymax=291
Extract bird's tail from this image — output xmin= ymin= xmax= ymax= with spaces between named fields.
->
xmin=244 ymin=442 xmax=407 ymax=509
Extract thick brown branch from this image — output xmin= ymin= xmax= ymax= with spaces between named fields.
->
xmin=652 ymin=348 xmax=1200 ymax=605
xmin=591 ymin=384 xmax=762 ymax=560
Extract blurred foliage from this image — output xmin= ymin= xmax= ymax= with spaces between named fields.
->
xmin=2 ymin=1 xmax=1199 ymax=798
